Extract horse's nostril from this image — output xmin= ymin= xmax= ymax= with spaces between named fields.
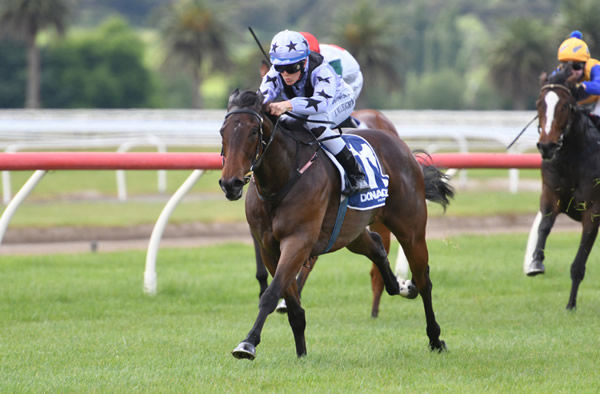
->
xmin=219 ymin=177 xmax=245 ymax=194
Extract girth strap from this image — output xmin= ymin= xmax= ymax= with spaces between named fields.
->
xmin=323 ymin=196 xmax=349 ymax=253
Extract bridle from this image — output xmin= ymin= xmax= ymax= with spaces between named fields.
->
xmin=539 ymin=83 xmax=576 ymax=148
xmin=222 ymin=107 xmax=270 ymax=185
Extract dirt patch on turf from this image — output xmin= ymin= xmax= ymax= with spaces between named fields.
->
xmin=0 ymin=214 xmax=579 ymax=255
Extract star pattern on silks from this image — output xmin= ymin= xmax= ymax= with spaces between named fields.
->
xmin=271 ymin=43 xmax=278 ymax=52
xmin=317 ymin=89 xmax=332 ymax=100
xmin=261 ymin=89 xmax=269 ymax=97
xmin=316 ymin=76 xmax=331 ymax=84
xmin=266 ymin=75 xmax=278 ymax=87
xmin=303 ymin=97 xmax=321 ymax=111
xmin=286 ymin=40 xmax=297 ymax=51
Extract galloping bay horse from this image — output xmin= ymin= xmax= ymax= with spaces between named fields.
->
xmin=254 ymin=108 xmax=420 ymax=318
xmin=524 ymin=64 xmax=600 ymax=309
xmin=219 ymin=89 xmax=452 ymax=359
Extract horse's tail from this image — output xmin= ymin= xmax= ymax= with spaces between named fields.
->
xmin=414 ymin=151 xmax=454 ymax=211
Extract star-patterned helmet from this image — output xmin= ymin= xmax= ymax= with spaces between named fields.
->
xmin=269 ymin=30 xmax=310 ymax=66
xmin=557 ymin=30 xmax=590 ymax=63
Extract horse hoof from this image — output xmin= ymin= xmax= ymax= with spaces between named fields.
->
xmin=526 ymin=260 xmax=545 ymax=276
xmin=275 ymin=299 xmax=288 ymax=314
xmin=232 ymin=341 xmax=256 ymax=360
xmin=398 ymin=279 xmax=418 ymax=299
xmin=430 ymin=340 xmax=447 ymax=352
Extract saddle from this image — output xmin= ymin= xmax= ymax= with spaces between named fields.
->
xmin=589 ymin=114 xmax=600 ymax=131
xmin=335 ymin=116 xmax=360 ymax=129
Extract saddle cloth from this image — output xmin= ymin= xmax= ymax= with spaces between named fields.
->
xmin=322 ymin=134 xmax=389 ymax=210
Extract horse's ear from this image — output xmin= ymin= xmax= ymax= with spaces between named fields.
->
xmin=228 ymin=89 xmax=240 ymax=108
xmin=259 ymin=61 xmax=269 ymax=78
xmin=255 ymin=90 xmax=265 ymax=108
xmin=539 ymin=71 xmax=548 ymax=86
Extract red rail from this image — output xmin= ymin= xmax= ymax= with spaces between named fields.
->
xmin=420 ymin=153 xmax=541 ymax=169
xmin=0 ymin=152 xmax=541 ymax=170
xmin=0 ymin=152 xmax=223 ymax=170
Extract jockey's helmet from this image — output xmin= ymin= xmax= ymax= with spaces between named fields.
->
xmin=269 ymin=30 xmax=310 ymax=66
xmin=557 ymin=30 xmax=590 ymax=63
xmin=300 ymin=32 xmax=320 ymax=54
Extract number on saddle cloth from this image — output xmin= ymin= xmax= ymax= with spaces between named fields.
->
xmin=323 ymin=134 xmax=389 ymax=210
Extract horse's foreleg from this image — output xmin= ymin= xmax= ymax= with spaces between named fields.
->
xmin=400 ymin=236 xmax=445 ymax=352
xmin=232 ymin=238 xmax=311 ymax=360
xmin=253 ymin=238 xmax=269 ymax=298
xmin=296 ymin=256 xmax=318 ymax=294
xmin=524 ymin=210 xmax=557 ymax=276
xmin=566 ymin=216 xmax=599 ymax=310
xmin=275 ymin=256 xmax=317 ymax=314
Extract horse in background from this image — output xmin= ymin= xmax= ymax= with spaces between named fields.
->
xmin=219 ymin=89 xmax=452 ymax=359
xmin=524 ymin=64 xmax=600 ymax=309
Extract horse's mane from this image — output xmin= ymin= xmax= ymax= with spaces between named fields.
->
xmin=229 ymin=89 xmax=262 ymax=108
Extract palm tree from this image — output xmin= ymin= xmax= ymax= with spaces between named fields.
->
xmin=331 ymin=0 xmax=402 ymax=107
xmin=488 ymin=18 xmax=554 ymax=110
xmin=0 ymin=0 xmax=75 ymax=108
xmin=559 ymin=0 xmax=600 ymax=53
xmin=159 ymin=0 xmax=229 ymax=108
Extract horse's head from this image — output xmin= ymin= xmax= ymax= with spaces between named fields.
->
xmin=536 ymin=64 xmax=578 ymax=160
xmin=218 ymin=89 xmax=270 ymax=200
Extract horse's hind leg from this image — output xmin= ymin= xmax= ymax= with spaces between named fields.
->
xmin=347 ymin=229 xmax=399 ymax=296
xmin=368 ymin=222 xmax=391 ymax=317
xmin=400 ymin=235 xmax=445 ymax=351
xmin=566 ymin=216 xmax=599 ymax=310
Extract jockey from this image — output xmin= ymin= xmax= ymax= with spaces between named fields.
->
xmin=556 ymin=30 xmax=600 ymax=119
xmin=259 ymin=29 xmax=369 ymax=196
xmin=300 ymin=32 xmax=364 ymax=101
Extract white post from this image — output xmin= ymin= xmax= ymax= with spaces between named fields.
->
xmin=509 ymin=168 xmax=519 ymax=194
xmin=0 ymin=170 xmax=47 ymax=246
xmin=144 ymin=169 xmax=205 ymax=295
xmin=2 ymin=171 xmax=12 ymax=205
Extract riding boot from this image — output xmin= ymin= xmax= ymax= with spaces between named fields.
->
xmin=335 ymin=146 xmax=370 ymax=196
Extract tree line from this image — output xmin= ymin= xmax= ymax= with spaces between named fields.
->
xmin=0 ymin=0 xmax=598 ymax=110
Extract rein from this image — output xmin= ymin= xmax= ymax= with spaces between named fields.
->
xmin=223 ymin=107 xmax=321 ymax=207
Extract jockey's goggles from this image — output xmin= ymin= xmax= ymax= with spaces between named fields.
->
xmin=572 ymin=62 xmax=584 ymax=71
xmin=274 ymin=61 xmax=304 ymax=74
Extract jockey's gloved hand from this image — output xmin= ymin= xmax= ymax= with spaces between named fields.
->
xmin=572 ymin=83 xmax=589 ymax=101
